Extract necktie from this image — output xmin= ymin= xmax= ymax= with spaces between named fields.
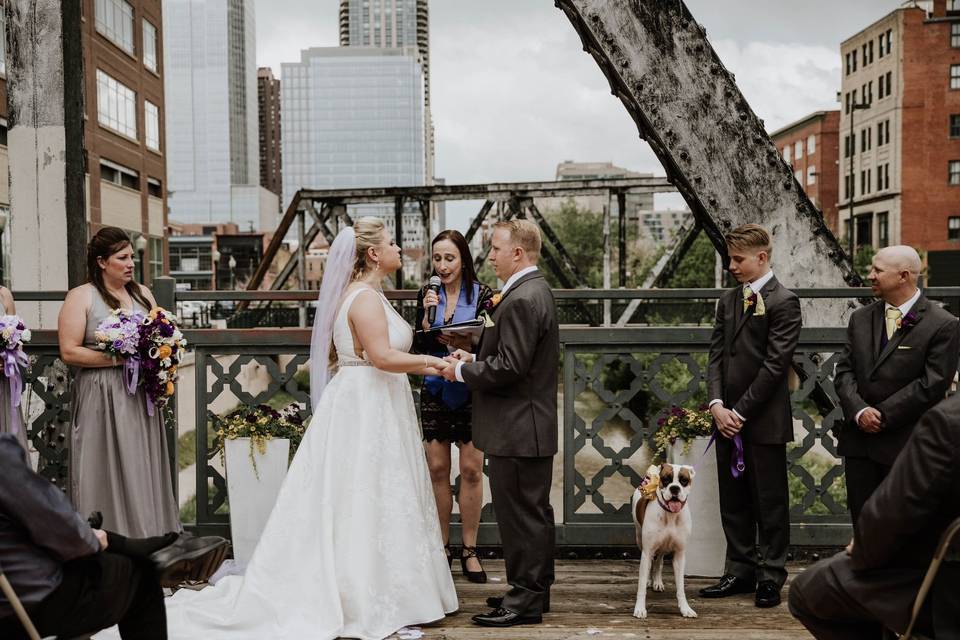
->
xmin=885 ymin=307 xmax=902 ymax=341
xmin=742 ymin=284 xmax=753 ymax=313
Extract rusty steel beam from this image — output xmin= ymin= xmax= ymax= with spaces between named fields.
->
xmin=464 ymin=199 xmax=495 ymax=244
xmin=556 ymin=0 xmax=861 ymax=326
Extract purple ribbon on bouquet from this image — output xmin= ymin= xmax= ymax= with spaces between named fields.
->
xmin=124 ymin=356 xmax=140 ymax=396
xmin=145 ymin=395 xmax=156 ymax=418
xmin=2 ymin=348 xmax=28 ymax=435
xmin=699 ymin=429 xmax=746 ymax=479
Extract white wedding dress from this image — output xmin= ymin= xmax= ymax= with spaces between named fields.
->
xmin=98 ymin=287 xmax=458 ymax=639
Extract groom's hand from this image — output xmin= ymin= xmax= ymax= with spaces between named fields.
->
xmin=439 ymin=359 xmax=459 ymax=382
xmin=447 ymin=349 xmax=475 ymax=363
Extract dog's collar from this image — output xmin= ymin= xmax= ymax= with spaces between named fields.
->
xmin=656 ymin=493 xmax=687 ymax=513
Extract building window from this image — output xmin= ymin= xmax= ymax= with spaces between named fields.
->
xmin=879 ymin=33 xmax=885 ymax=58
xmin=145 ymin=100 xmax=160 ymax=151
xmin=886 ymin=29 xmax=892 ymax=55
xmin=143 ymin=20 xmax=158 ymax=72
xmin=794 ymin=141 xmax=803 ymax=159
xmin=885 ymin=71 xmax=892 ymax=96
xmin=0 ymin=9 xmax=6 ymax=76
xmin=951 ymin=114 xmax=960 ymax=138
xmin=807 ymin=165 xmax=816 ymax=186
xmin=878 ymin=74 xmax=885 ymax=99
xmin=147 ymin=177 xmax=162 ymax=198
xmin=807 ymin=134 xmax=816 ymax=155
xmin=868 ymin=40 xmax=874 ymax=63
xmin=952 ymin=65 xmax=960 ymax=90
xmin=845 ymin=174 xmax=852 ymax=200
xmin=950 ymin=217 xmax=960 ymax=240
xmin=950 ymin=0 xmax=960 ymax=13
xmin=794 ymin=169 xmax=803 ymax=184
xmin=95 ymin=0 xmax=135 ymax=56
xmin=96 ymin=69 xmax=137 ymax=139
xmin=950 ymin=160 xmax=960 ymax=185
xmin=852 ymin=49 xmax=858 ymax=71
xmin=860 ymin=170 xmax=866 ymax=194
xmin=845 ymin=92 xmax=851 ymax=114
xmin=100 ymin=160 xmax=139 ymax=190
xmin=149 ymin=237 xmax=164 ymax=282
xmin=884 ymin=163 xmax=890 ymax=190
xmin=783 ymin=146 xmax=791 ymax=164
xmin=878 ymin=212 xmax=889 ymax=247
xmin=845 ymin=52 xmax=852 ymax=75
xmin=952 ymin=24 xmax=960 ymax=48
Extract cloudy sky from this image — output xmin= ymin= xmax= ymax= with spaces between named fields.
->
xmin=255 ymin=0 xmax=903 ymax=227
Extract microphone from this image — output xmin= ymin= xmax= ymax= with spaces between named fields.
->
xmin=426 ymin=275 xmax=442 ymax=325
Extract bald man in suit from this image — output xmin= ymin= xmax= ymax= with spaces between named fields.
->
xmin=834 ymin=245 xmax=959 ymax=530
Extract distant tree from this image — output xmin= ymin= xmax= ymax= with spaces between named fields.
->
xmin=664 ymin=233 xmax=717 ymax=288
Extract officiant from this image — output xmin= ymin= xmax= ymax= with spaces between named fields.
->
xmin=414 ymin=230 xmax=494 ymax=584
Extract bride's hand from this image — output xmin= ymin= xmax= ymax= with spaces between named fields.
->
xmin=422 ymin=356 xmax=448 ymax=376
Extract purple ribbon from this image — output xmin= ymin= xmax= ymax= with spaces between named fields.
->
xmin=123 ymin=356 xmax=140 ymax=396
xmin=699 ymin=429 xmax=747 ymax=479
xmin=2 ymin=348 xmax=28 ymax=435
xmin=145 ymin=395 xmax=156 ymax=417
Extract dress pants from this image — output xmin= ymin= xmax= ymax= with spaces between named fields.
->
xmin=488 ymin=454 xmax=555 ymax=615
xmin=716 ymin=437 xmax=789 ymax=587
xmin=844 ymin=456 xmax=892 ymax=532
xmin=0 ymin=553 xmax=166 ymax=640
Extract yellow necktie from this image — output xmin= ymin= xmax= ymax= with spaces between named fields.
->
xmin=742 ymin=284 xmax=753 ymax=313
xmin=885 ymin=307 xmax=902 ymax=340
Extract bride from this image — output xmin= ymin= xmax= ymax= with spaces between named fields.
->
xmin=101 ymin=217 xmax=458 ymax=639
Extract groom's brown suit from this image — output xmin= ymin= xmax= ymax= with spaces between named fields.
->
xmin=461 ymin=270 xmax=559 ymax=617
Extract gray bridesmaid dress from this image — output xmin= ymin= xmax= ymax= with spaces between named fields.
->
xmin=0 ymin=296 xmax=29 ymax=452
xmin=69 ymin=288 xmax=181 ymax=537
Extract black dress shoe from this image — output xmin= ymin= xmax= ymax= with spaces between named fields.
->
xmin=471 ymin=607 xmax=542 ymax=627
xmin=486 ymin=592 xmax=550 ymax=613
xmin=755 ymin=580 xmax=782 ymax=608
xmin=150 ymin=534 xmax=231 ymax=587
xmin=698 ymin=574 xmax=756 ymax=598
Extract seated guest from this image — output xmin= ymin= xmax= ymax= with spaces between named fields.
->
xmin=788 ymin=393 xmax=960 ymax=639
xmin=0 ymin=434 xmax=225 ymax=640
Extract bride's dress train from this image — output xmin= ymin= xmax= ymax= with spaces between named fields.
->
xmin=99 ymin=287 xmax=457 ymax=639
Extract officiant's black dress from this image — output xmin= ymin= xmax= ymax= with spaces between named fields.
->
xmin=414 ymin=282 xmax=493 ymax=444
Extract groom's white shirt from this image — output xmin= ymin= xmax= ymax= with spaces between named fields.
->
xmin=454 ymin=266 xmax=539 ymax=383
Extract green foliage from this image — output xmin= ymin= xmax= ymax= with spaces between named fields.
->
xmin=854 ymin=245 xmax=876 ymax=279
xmin=664 ymin=233 xmax=717 ymax=288
xmin=176 ymin=430 xmax=196 ymax=472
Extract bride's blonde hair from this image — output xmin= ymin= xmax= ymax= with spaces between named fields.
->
xmin=352 ymin=216 xmax=386 ymax=280
xmin=328 ymin=216 xmax=387 ymax=369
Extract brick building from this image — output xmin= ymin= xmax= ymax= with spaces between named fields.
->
xmin=257 ymin=67 xmax=282 ymax=200
xmin=839 ymin=0 xmax=960 ymax=284
xmin=770 ymin=111 xmax=841 ymax=234
xmin=0 ymin=0 xmax=168 ymax=284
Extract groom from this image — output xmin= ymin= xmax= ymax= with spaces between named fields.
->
xmin=441 ymin=219 xmax=559 ymax=628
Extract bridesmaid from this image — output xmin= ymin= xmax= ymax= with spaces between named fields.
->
xmin=0 ymin=286 xmax=29 ymax=452
xmin=415 ymin=230 xmax=493 ymax=583
xmin=58 ymin=227 xmax=181 ymax=537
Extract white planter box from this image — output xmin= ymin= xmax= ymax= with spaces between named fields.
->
xmin=225 ymin=437 xmax=291 ymax=565
xmin=670 ymin=436 xmax=727 ymax=578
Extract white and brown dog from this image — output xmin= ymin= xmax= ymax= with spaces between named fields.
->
xmin=631 ymin=463 xmax=697 ymax=619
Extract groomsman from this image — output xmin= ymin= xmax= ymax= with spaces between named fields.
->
xmin=834 ymin=245 xmax=959 ymax=530
xmin=702 ymin=224 xmax=802 ymax=608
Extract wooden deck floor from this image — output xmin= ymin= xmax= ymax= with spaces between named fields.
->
xmin=399 ymin=560 xmax=813 ymax=639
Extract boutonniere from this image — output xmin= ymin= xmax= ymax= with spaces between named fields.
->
xmin=478 ymin=292 xmax=502 ymax=328
xmin=896 ymin=311 xmax=919 ymax=332
xmin=743 ymin=291 xmax=766 ymax=317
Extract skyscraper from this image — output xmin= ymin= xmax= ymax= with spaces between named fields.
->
xmin=163 ymin=0 xmax=278 ymax=231
xmin=281 ymin=47 xmax=426 ymax=251
xmin=258 ymin=67 xmax=282 ymax=199
xmin=338 ymin=0 xmax=434 ymax=182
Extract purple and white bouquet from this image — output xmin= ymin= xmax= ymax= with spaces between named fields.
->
xmin=0 ymin=315 xmax=30 ymax=434
xmin=137 ymin=307 xmax=186 ymax=416
xmin=94 ymin=308 xmax=145 ymax=395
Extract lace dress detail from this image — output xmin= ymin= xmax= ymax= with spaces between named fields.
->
xmin=98 ymin=286 xmax=457 ymax=639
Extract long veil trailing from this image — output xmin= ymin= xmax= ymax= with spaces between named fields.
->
xmin=309 ymin=226 xmax=357 ymax=410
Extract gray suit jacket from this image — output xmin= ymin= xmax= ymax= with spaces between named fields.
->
xmin=461 ymin=271 xmax=559 ymax=458
xmin=834 ymin=294 xmax=959 ymax=465
xmin=707 ymin=275 xmax=803 ymax=445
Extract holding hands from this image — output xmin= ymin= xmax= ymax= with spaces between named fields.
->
xmin=436 ymin=350 xmax=474 ymax=382
xmin=710 ymin=403 xmax=743 ymax=439
xmin=422 ymin=355 xmax=451 ymax=377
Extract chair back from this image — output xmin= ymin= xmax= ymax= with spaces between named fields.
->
xmin=0 ymin=560 xmax=42 ymax=640
xmin=900 ymin=516 xmax=960 ymax=639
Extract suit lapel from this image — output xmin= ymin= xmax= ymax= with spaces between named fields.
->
xmin=870 ymin=295 xmax=927 ymax=376
xmin=495 ymin=271 xmax=541 ymax=308
xmin=732 ymin=277 xmax=778 ymax=340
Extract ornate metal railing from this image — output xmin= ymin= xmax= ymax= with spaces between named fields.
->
xmin=16 ymin=284 xmax=960 ymax=550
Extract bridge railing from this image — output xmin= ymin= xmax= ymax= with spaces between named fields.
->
xmin=15 ymin=284 xmax=960 ymax=549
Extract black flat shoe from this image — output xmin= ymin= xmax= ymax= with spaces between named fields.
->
xmin=460 ymin=545 xmax=487 ymax=583
xmin=486 ymin=593 xmax=550 ymax=614
xmin=471 ymin=607 xmax=542 ymax=627
xmin=755 ymin=580 xmax=782 ymax=608
xmin=698 ymin=574 xmax=756 ymax=598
